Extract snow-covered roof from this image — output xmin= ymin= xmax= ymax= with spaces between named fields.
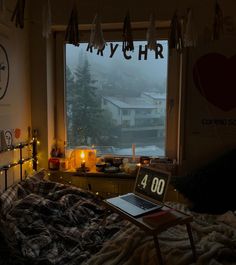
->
xmin=142 ymin=92 xmax=166 ymax=99
xmin=103 ymin=96 xmax=157 ymax=109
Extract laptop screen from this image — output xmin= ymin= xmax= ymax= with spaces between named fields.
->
xmin=135 ymin=166 xmax=169 ymax=202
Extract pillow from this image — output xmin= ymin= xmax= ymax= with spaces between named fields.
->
xmin=171 ymin=149 xmax=236 ymax=214
xmin=0 ymin=169 xmax=49 ymax=215
xmin=27 ymin=168 xmax=48 ymax=181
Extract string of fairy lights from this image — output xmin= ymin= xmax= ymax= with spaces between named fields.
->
xmin=0 ymin=144 xmax=32 ymax=169
xmin=0 ymin=138 xmax=40 ymax=190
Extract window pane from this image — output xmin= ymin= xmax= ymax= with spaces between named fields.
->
xmin=65 ymin=41 xmax=168 ymax=157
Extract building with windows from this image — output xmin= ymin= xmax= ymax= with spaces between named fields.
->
xmin=141 ymin=92 xmax=166 ymax=115
xmin=102 ymin=93 xmax=166 ymax=142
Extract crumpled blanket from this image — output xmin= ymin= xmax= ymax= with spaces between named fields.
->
xmin=1 ymin=177 xmax=236 ymax=265
xmin=84 ymin=202 xmax=236 ymax=265
xmin=0 ymin=177 xmax=125 ymax=265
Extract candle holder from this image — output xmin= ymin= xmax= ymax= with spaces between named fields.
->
xmin=76 ymin=165 xmax=89 ymax=173
xmin=76 ymin=159 xmax=89 ymax=172
xmin=69 ymin=146 xmax=97 ymax=172
xmin=81 ymin=160 xmax=86 ymax=168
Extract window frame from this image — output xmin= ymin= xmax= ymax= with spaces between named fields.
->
xmin=54 ymin=22 xmax=183 ymax=162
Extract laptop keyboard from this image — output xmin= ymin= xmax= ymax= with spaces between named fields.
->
xmin=121 ymin=194 xmax=157 ymax=210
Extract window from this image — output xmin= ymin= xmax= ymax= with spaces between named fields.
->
xmin=122 ymin=109 xmax=131 ymax=115
xmin=55 ymin=24 xmax=181 ymax=161
xmin=122 ymin=120 xmax=131 ymax=128
xmin=65 ymin=40 xmax=168 ymax=157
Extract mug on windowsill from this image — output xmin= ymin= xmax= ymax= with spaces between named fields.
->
xmin=122 ymin=162 xmax=138 ymax=175
xmin=48 ymin=158 xmax=60 ymax=170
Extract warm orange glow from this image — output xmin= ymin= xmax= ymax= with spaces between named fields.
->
xmin=80 ymin=151 xmax=85 ymax=159
xmin=69 ymin=148 xmax=97 ymax=171
xmin=81 ymin=159 xmax=86 ymax=168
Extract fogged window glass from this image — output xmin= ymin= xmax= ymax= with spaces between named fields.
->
xmin=65 ymin=41 xmax=168 ymax=157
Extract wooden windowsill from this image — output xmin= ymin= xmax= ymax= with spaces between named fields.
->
xmin=48 ymin=169 xmax=136 ymax=179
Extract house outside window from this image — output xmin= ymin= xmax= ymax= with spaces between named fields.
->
xmin=122 ymin=109 xmax=131 ymax=115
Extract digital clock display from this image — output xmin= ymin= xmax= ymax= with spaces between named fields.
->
xmin=135 ymin=166 xmax=169 ymax=202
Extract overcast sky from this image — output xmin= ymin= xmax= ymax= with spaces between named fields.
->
xmin=66 ymin=40 xmax=168 ymax=83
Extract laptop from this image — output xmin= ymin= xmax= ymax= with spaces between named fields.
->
xmin=105 ymin=166 xmax=170 ymax=217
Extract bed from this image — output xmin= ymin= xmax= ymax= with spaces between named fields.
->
xmin=1 ymin=170 xmax=236 ymax=265
xmin=0 ymin=170 xmax=125 ymax=265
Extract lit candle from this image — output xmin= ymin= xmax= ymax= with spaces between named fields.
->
xmin=132 ymin=144 xmax=136 ymax=162
xmin=80 ymin=151 xmax=85 ymax=167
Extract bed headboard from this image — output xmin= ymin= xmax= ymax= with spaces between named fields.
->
xmin=0 ymin=138 xmax=38 ymax=191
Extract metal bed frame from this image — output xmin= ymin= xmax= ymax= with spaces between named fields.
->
xmin=0 ymin=137 xmax=38 ymax=191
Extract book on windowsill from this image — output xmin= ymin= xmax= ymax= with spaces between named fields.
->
xmin=142 ymin=208 xmax=183 ymax=226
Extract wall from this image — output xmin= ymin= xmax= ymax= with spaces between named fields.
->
xmin=182 ymin=37 xmax=236 ymax=172
xmin=0 ymin=0 xmax=32 ymax=190
xmin=29 ymin=2 xmax=56 ymax=169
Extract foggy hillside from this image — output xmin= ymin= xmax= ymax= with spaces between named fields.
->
xmin=66 ymin=41 xmax=168 ymax=97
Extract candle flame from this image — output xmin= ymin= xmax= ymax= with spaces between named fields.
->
xmin=80 ymin=151 xmax=85 ymax=159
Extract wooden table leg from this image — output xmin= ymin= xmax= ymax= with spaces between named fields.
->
xmin=153 ymin=235 xmax=164 ymax=265
xmin=186 ymin=223 xmax=197 ymax=261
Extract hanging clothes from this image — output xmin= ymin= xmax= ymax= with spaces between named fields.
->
xmin=212 ymin=0 xmax=224 ymax=40
xmin=184 ymin=8 xmax=197 ymax=47
xmin=122 ymin=11 xmax=134 ymax=52
xmin=65 ymin=2 xmax=80 ymax=46
xmin=0 ymin=0 xmax=6 ymax=15
xmin=42 ymin=0 xmax=52 ymax=39
xmin=89 ymin=13 xmax=106 ymax=51
xmin=146 ymin=13 xmax=157 ymax=51
xmin=169 ymin=11 xmax=183 ymax=52
xmin=11 ymin=0 xmax=25 ymax=29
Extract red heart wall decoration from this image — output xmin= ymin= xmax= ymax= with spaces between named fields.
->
xmin=193 ymin=53 xmax=236 ymax=111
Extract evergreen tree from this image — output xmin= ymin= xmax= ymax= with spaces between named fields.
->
xmin=65 ymin=65 xmax=76 ymax=147
xmin=66 ymin=52 xmax=117 ymax=148
xmin=73 ymin=55 xmax=102 ymax=145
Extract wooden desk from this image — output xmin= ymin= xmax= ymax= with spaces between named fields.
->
xmin=103 ymin=201 xmax=197 ymax=265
